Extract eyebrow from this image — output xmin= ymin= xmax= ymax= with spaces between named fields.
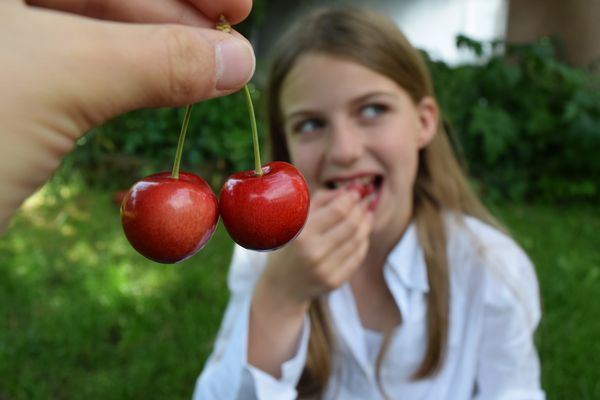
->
xmin=283 ymin=91 xmax=399 ymax=122
xmin=350 ymin=91 xmax=399 ymax=106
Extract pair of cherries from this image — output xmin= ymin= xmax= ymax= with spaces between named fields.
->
xmin=120 ymin=19 xmax=310 ymax=264
xmin=119 ymin=83 xmax=309 ymax=264
xmin=120 ymin=161 xmax=309 ymax=264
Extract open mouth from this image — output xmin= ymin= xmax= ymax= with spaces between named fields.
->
xmin=325 ymin=175 xmax=383 ymax=210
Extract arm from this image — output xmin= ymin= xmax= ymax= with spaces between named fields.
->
xmin=193 ymin=245 xmax=310 ymax=400
xmin=0 ymin=1 xmax=254 ymax=235
xmin=248 ymin=189 xmax=373 ymax=377
xmin=195 ymin=189 xmax=373 ymax=399
xmin=475 ymin=245 xmax=545 ymax=400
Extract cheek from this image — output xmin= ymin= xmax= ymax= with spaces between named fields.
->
xmin=375 ymin=135 xmax=420 ymax=183
xmin=288 ymin=142 xmax=321 ymax=191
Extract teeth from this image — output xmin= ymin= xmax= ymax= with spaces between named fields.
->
xmin=330 ymin=176 xmax=375 ymax=189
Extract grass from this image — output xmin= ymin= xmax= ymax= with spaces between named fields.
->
xmin=0 ymin=180 xmax=234 ymax=399
xmin=0 ymin=179 xmax=598 ymax=399
xmin=492 ymin=202 xmax=600 ymax=399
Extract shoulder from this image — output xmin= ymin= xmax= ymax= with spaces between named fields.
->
xmin=445 ymin=213 xmax=523 ymax=259
xmin=444 ymin=213 xmax=533 ymax=276
xmin=227 ymin=244 xmax=269 ymax=294
xmin=444 ymin=213 xmax=541 ymax=326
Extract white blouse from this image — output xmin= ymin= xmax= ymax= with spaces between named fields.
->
xmin=194 ymin=215 xmax=545 ymax=400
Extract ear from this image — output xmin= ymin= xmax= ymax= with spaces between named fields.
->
xmin=416 ymin=96 xmax=439 ymax=149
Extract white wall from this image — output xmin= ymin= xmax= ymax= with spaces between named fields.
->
xmin=258 ymin=0 xmax=509 ymax=66
xmin=348 ymin=0 xmax=509 ymax=64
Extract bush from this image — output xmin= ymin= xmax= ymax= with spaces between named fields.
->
xmin=64 ymin=35 xmax=599 ymax=204
xmin=428 ymin=36 xmax=600 ymax=203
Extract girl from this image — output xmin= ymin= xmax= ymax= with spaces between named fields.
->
xmin=195 ymin=6 xmax=544 ymax=400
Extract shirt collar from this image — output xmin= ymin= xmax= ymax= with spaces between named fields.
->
xmin=385 ymin=222 xmax=430 ymax=292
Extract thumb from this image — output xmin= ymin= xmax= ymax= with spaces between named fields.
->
xmin=74 ymin=20 xmax=255 ymax=127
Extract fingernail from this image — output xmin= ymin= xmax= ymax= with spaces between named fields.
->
xmin=215 ymin=38 xmax=255 ymax=90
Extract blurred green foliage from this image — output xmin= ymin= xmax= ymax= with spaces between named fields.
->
xmin=429 ymin=36 xmax=600 ymax=203
xmin=62 ymin=35 xmax=599 ymax=203
xmin=1 ymin=180 xmax=598 ymax=399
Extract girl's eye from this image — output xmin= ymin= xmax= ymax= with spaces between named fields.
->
xmin=292 ymin=118 xmax=324 ymax=135
xmin=360 ymin=103 xmax=388 ymax=119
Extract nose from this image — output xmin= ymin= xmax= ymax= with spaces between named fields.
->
xmin=326 ymin=119 xmax=363 ymax=165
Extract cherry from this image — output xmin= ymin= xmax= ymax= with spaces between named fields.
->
xmin=121 ymin=171 xmax=218 ymax=263
xmin=346 ymin=182 xmax=372 ymax=199
xmin=219 ymin=161 xmax=309 ymax=251
xmin=120 ymin=105 xmax=218 ymax=263
xmin=121 ymin=17 xmax=311 ymax=258
xmin=217 ymin=80 xmax=310 ymax=250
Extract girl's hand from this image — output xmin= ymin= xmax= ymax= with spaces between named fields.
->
xmin=248 ymin=188 xmax=373 ymax=377
xmin=259 ymin=188 xmax=374 ymax=308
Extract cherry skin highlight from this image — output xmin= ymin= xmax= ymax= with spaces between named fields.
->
xmin=120 ymin=172 xmax=219 ymax=263
xmin=219 ymin=161 xmax=310 ymax=251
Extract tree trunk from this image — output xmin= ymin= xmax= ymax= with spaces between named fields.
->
xmin=506 ymin=0 xmax=600 ymax=68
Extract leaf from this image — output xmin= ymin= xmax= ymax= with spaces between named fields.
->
xmin=468 ymin=105 xmax=518 ymax=164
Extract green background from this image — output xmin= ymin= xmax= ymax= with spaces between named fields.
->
xmin=1 ymin=22 xmax=599 ymax=400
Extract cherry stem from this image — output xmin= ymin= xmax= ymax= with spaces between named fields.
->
xmin=244 ymin=85 xmax=263 ymax=176
xmin=216 ymin=15 xmax=261 ymax=176
xmin=171 ymin=104 xmax=193 ymax=179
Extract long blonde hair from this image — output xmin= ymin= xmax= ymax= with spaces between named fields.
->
xmin=265 ymin=6 xmax=501 ymax=397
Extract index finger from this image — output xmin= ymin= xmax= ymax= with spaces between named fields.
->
xmin=308 ymin=189 xmax=361 ymax=233
xmin=25 ymin=0 xmax=252 ymax=26
xmin=187 ymin=0 xmax=252 ymax=24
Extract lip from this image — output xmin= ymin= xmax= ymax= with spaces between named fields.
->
xmin=323 ymin=172 xmax=381 ymax=188
xmin=366 ymin=186 xmax=382 ymax=212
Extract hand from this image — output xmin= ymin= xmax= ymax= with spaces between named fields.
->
xmin=259 ymin=189 xmax=374 ymax=308
xmin=0 ymin=1 xmax=255 ymax=234
xmin=25 ymin=0 xmax=252 ymax=26
xmin=247 ymin=189 xmax=373 ymax=377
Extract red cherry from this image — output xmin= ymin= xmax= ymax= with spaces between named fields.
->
xmin=346 ymin=182 xmax=371 ymax=199
xmin=219 ymin=161 xmax=310 ymax=251
xmin=120 ymin=171 xmax=219 ymax=263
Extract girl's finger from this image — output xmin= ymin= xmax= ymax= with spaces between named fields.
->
xmin=307 ymin=190 xmax=361 ymax=234
xmin=318 ymin=210 xmax=373 ymax=288
xmin=317 ymin=196 xmax=370 ymax=251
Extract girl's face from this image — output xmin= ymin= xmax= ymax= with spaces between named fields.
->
xmin=280 ymin=53 xmax=438 ymax=240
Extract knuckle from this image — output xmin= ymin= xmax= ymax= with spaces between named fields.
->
xmin=357 ymin=219 xmax=371 ymax=237
xmin=304 ymin=247 xmax=323 ymax=268
xmin=342 ymin=214 xmax=363 ymax=235
xmin=161 ymin=26 xmax=207 ymax=104
xmin=325 ymin=273 xmax=345 ymax=291
xmin=356 ymin=235 xmax=368 ymax=250
xmin=357 ymin=239 xmax=369 ymax=258
xmin=330 ymin=201 xmax=350 ymax=219
xmin=314 ymin=268 xmax=337 ymax=291
xmin=348 ymin=215 xmax=363 ymax=231
xmin=329 ymin=276 xmax=344 ymax=290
